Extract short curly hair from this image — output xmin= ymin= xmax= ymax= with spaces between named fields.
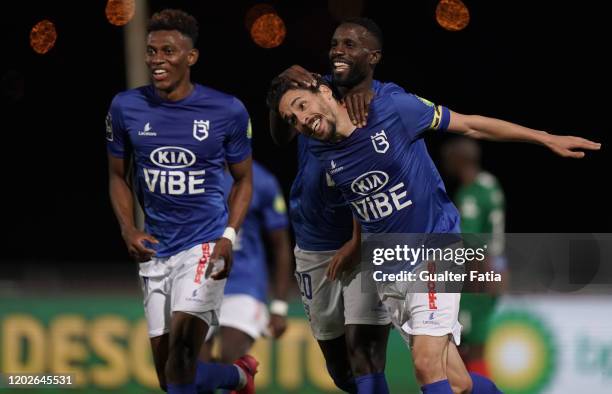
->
xmin=148 ymin=9 xmax=199 ymax=45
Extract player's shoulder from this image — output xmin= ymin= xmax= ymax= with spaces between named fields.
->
xmin=111 ymin=85 xmax=152 ymax=107
xmin=195 ymin=84 xmax=247 ymax=112
xmin=369 ymin=82 xmax=415 ymax=120
xmin=373 ymin=80 xmax=406 ymax=96
xmin=371 ymin=82 xmax=414 ymax=107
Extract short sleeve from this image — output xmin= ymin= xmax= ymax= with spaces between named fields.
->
xmin=390 ymin=92 xmax=450 ymax=141
xmin=224 ymin=98 xmax=252 ymax=164
xmin=106 ymin=95 xmax=129 ymax=158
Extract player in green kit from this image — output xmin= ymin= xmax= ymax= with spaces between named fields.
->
xmin=442 ymin=137 xmax=507 ymax=377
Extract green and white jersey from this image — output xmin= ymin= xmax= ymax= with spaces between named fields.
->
xmin=456 ymin=172 xmax=505 ymax=255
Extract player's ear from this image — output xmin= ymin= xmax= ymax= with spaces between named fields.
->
xmin=369 ymin=49 xmax=382 ymax=66
xmin=188 ymin=48 xmax=199 ymax=67
xmin=319 ymin=84 xmax=333 ymax=99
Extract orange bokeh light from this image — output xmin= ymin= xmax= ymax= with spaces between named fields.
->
xmin=436 ymin=0 xmax=470 ymax=32
xmin=250 ymin=13 xmax=286 ymax=49
xmin=30 ymin=20 xmax=57 ymax=55
xmin=105 ymin=0 xmax=135 ymax=26
xmin=245 ymin=3 xmax=276 ymax=31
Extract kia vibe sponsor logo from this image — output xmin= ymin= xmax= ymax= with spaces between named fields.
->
xmin=143 ymin=146 xmax=205 ymax=195
xmin=351 ymin=171 xmax=389 ymax=195
xmin=350 ymin=171 xmax=412 ymax=221
xmin=150 ymin=146 xmax=196 ymax=168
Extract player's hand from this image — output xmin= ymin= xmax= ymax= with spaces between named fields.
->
xmin=279 ymin=65 xmax=320 ymax=87
xmin=326 ymin=238 xmax=359 ymax=281
xmin=344 ymin=89 xmax=374 ymax=128
xmin=210 ymin=237 xmax=233 ymax=280
xmin=268 ymin=314 xmax=288 ymax=339
xmin=122 ymin=227 xmax=158 ymax=262
xmin=543 ymin=134 xmax=601 ymax=158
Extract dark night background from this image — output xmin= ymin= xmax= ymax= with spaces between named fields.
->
xmin=1 ymin=0 xmax=609 ymax=270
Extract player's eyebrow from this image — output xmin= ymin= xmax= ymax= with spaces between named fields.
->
xmin=290 ymin=96 xmax=302 ymax=108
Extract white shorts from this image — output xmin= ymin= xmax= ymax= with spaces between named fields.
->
xmin=295 ymin=246 xmax=391 ymax=341
xmin=206 ymin=294 xmax=270 ymax=341
xmin=377 ymin=261 xmax=462 ymax=346
xmin=139 ymin=242 xmax=226 ymax=338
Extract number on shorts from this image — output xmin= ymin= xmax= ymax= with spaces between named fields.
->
xmin=295 ymin=272 xmax=313 ymax=300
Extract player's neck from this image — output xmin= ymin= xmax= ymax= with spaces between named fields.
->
xmin=338 ymin=76 xmax=374 ymax=97
xmin=334 ymin=103 xmax=358 ymax=139
xmin=156 ymin=81 xmax=195 ymax=102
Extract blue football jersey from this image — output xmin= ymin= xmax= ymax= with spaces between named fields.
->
xmin=290 ymin=79 xmax=405 ymax=251
xmin=223 ymin=162 xmax=289 ymax=302
xmin=308 ymin=89 xmax=460 ymax=235
xmin=106 ymin=84 xmax=252 ymax=257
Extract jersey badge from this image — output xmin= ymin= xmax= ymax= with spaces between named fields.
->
xmin=193 ymin=120 xmax=210 ymax=141
xmin=371 ymin=130 xmax=389 ymax=154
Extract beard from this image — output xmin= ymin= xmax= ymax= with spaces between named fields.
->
xmin=331 ymin=62 xmax=368 ymax=88
xmin=324 ymin=122 xmax=343 ymax=143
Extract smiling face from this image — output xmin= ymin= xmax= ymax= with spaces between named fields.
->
xmin=278 ymin=85 xmax=339 ymax=141
xmin=329 ymin=23 xmax=381 ymax=88
xmin=145 ymin=30 xmax=198 ymax=97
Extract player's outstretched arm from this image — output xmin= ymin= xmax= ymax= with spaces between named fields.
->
xmin=447 ymin=111 xmax=601 ymax=158
xmin=211 ymin=156 xmax=253 ymax=280
xmin=266 ymin=228 xmax=292 ymax=338
xmin=108 ymin=154 xmax=158 ymax=261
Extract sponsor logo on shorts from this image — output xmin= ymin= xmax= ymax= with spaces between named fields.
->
xmin=427 ymin=261 xmax=438 ymax=310
xmin=195 ymin=243 xmax=211 ymax=284
xmin=422 ymin=311 xmax=439 ymax=326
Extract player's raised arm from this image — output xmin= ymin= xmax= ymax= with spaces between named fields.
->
xmin=107 ymin=154 xmax=158 ymax=262
xmin=211 ymin=156 xmax=253 ymax=280
xmin=447 ymin=111 xmax=601 ymax=158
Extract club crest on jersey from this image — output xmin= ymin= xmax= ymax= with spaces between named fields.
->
xmin=193 ymin=120 xmax=210 ymax=141
xmin=371 ymin=130 xmax=389 ymax=154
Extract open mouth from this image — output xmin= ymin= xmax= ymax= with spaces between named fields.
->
xmin=152 ymin=69 xmax=169 ymax=81
xmin=332 ymin=60 xmax=351 ymax=73
xmin=309 ymin=115 xmax=323 ymax=136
